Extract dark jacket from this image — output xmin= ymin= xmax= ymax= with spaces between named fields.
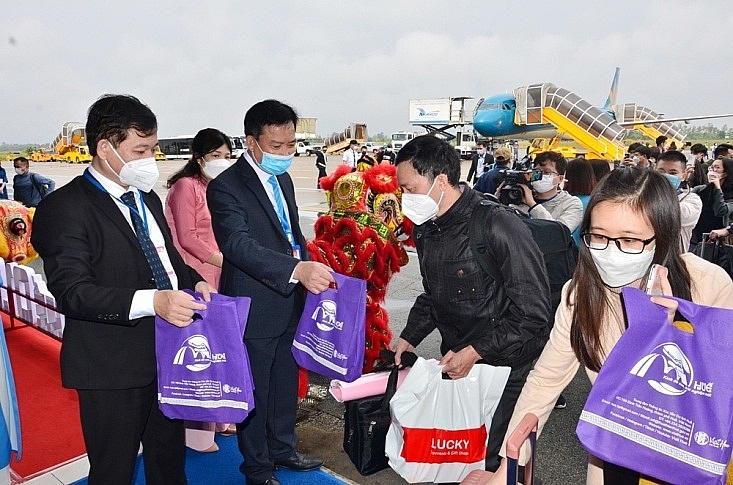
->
xmin=467 ymin=152 xmax=494 ymax=184
xmin=31 ymin=174 xmax=203 ymax=389
xmin=474 ymin=163 xmax=511 ymax=195
xmin=400 ymin=184 xmax=551 ymax=368
xmin=207 ymin=155 xmax=308 ymax=339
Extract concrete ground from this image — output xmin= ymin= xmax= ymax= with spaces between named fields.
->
xmin=22 ymin=156 xmax=592 ymax=484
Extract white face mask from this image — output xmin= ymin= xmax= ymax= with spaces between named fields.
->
xmin=402 ymin=177 xmax=444 ymax=225
xmin=531 ymin=174 xmax=556 ymax=194
xmin=14 ymin=168 xmax=24 ymax=176
xmin=107 ymin=143 xmax=159 ymax=192
xmin=589 ymin=244 xmax=655 ymax=288
xmin=202 ymin=158 xmax=231 ymax=180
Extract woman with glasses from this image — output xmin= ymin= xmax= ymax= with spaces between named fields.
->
xmin=486 ymin=168 xmax=733 ymax=485
xmin=689 ymin=157 xmax=733 ymax=251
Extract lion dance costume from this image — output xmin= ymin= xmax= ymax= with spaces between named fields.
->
xmin=299 ymin=162 xmax=413 ymax=398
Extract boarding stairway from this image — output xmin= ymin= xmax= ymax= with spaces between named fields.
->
xmin=52 ymin=121 xmax=86 ymax=156
xmin=514 ymin=83 xmax=626 ymax=160
xmin=613 ymin=103 xmax=686 ymax=148
xmin=324 ymin=123 xmax=368 ymax=154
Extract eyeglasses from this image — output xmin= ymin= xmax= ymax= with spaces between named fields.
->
xmin=540 ymin=171 xmax=559 ymax=177
xmin=581 ymin=233 xmax=656 ymax=254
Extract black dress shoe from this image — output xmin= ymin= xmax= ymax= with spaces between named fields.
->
xmin=246 ymin=475 xmax=280 ymax=485
xmin=274 ymin=452 xmax=323 ymax=471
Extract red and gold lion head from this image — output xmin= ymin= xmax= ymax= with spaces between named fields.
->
xmin=307 ymin=162 xmax=413 ymax=371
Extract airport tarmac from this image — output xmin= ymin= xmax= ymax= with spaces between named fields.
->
xmin=20 ymin=156 xmax=591 ymax=484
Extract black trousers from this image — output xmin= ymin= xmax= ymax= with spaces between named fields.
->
xmin=77 ymin=381 xmax=186 ymax=485
xmin=237 ymin=325 xmax=299 ymax=483
xmin=484 ymin=359 xmax=535 ymax=472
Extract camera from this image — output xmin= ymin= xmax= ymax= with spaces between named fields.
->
xmin=495 ymin=169 xmax=542 ymax=205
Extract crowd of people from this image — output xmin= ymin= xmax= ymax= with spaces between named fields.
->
xmin=10 ymin=96 xmax=733 ymax=485
xmin=395 ymin=136 xmax=733 ymax=484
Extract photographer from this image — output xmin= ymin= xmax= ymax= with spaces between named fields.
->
xmin=504 ymin=151 xmax=583 ymax=234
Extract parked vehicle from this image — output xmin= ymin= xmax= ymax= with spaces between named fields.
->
xmin=30 ymin=122 xmax=92 ymax=163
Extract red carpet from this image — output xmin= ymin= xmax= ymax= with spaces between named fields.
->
xmin=3 ymin=316 xmax=86 ymax=477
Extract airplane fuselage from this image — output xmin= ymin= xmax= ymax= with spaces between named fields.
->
xmin=473 ymin=94 xmax=559 ymax=140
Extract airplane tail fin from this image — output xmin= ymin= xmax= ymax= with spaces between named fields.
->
xmin=603 ymin=67 xmax=620 ymax=109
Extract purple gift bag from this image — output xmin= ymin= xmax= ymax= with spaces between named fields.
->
xmin=292 ymin=272 xmax=366 ymax=382
xmin=156 ymin=291 xmax=254 ymax=423
xmin=576 ymin=287 xmax=733 ymax=485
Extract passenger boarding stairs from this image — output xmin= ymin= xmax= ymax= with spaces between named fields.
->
xmin=514 ymin=83 xmax=626 ymax=160
xmin=52 ymin=121 xmax=86 ymax=155
xmin=613 ymin=103 xmax=686 ymax=148
xmin=324 ymin=123 xmax=368 ymax=155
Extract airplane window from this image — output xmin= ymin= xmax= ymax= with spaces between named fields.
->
xmin=480 ymin=103 xmax=501 ymax=110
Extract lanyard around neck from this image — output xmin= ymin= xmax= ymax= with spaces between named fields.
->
xmin=83 ymin=169 xmax=150 ymax=233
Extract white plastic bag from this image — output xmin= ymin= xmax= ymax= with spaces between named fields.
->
xmin=385 ymin=357 xmax=511 ymax=483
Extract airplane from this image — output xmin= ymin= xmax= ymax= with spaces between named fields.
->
xmin=472 ymin=68 xmax=733 ymax=144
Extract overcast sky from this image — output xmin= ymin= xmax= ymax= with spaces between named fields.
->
xmin=2 ymin=0 xmax=732 ymax=144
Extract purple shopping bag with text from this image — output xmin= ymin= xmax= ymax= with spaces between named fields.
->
xmin=292 ymin=272 xmax=366 ymax=382
xmin=576 ymin=287 xmax=733 ymax=485
xmin=156 ymin=291 xmax=254 ymax=423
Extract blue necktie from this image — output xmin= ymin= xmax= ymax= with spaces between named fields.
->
xmin=120 ymin=191 xmax=173 ymax=290
xmin=267 ymin=176 xmax=294 ymax=246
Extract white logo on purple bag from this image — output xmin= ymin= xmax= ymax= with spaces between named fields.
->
xmin=311 ymin=300 xmax=343 ymax=331
xmin=630 ymin=342 xmax=713 ymax=397
xmin=173 ymin=335 xmax=227 ymax=371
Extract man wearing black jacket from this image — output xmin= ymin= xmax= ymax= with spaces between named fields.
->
xmin=393 ymin=135 xmax=551 ymax=473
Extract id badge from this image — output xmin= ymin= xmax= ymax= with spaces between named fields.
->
xmin=292 ymin=244 xmax=301 ymax=260
xmin=157 ymin=245 xmax=176 ymax=279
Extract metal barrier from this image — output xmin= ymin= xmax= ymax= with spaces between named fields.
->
xmin=0 ymin=262 xmax=64 ymax=341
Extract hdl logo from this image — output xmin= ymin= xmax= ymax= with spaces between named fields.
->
xmin=311 ymin=300 xmax=344 ymax=332
xmin=173 ymin=335 xmax=227 ymax=371
xmin=629 ymin=342 xmax=713 ymax=397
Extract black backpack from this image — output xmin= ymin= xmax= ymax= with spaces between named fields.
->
xmin=469 ymin=197 xmax=578 ymax=317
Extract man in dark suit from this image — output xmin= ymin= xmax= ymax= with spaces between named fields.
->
xmin=208 ymin=99 xmax=334 ymax=485
xmin=467 ymin=142 xmax=494 ymax=184
xmin=31 ymin=94 xmax=215 ymax=485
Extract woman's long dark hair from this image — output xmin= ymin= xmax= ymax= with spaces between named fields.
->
xmin=569 ymin=168 xmax=692 ymax=371
xmin=564 ymin=158 xmax=596 ymax=195
xmin=166 ymin=128 xmax=231 ymax=188
xmin=719 ymin=157 xmax=733 ymax=196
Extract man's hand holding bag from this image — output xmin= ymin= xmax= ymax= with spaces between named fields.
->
xmin=155 ymin=291 xmax=255 ymax=424
xmin=292 ymin=272 xmax=367 ymax=382
xmin=386 ymin=357 xmax=511 ymax=483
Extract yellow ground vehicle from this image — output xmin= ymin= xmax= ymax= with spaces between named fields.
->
xmin=155 ymin=147 xmax=166 ymax=161
xmin=30 ymin=122 xmax=93 ymax=163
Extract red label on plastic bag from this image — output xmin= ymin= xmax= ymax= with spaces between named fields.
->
xmin=400 ymin=425 xmax=488 ymax=463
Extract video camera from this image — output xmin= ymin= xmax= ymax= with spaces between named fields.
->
xmin=495 ymin=169 xmax=542 ymax=205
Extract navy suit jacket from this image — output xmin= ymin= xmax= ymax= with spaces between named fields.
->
xmin=207 ymin=156 xmax=308 ymax=339
xmin=31 ymin=174 xmax=203 ymax=390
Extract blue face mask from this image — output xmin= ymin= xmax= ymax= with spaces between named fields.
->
xmin=255 ymin=140 xmax=294 ymax=175
xmin=663 ymin=173 xmax=681 ymax=190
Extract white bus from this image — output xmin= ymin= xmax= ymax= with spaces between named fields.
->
xmin=159 ymin=135 xmax=246 ymax=160
xmin=158 ymin=135 xmax=194 ymax=160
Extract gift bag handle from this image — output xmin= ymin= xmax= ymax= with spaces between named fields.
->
xmin=622 ymin=287 xmax=733 ymax=342
xmin=380 ymin=366 xmax=401 ymax=412
xmin=327 ymin=271 xmax=366 ymax=293
xmin=181 ymin=288 xmax=210 ymax=320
